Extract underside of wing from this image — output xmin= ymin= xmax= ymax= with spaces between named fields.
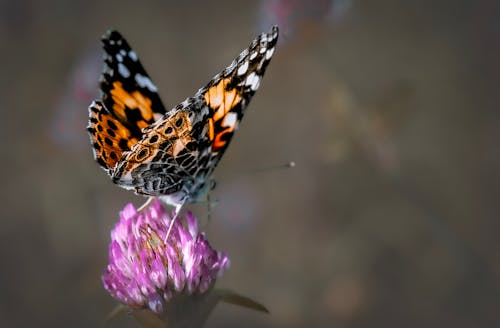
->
xmin=110 ymin=108 xmax=207 ymax=195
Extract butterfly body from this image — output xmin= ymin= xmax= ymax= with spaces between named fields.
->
xmin=88 ymin=26 xmax=279 ymax=207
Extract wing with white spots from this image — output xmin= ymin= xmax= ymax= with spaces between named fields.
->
xmin=91 ymin=26 xmax=279 ymax=201
xmin=194 ymin=25 xmax=279 ymax=156
xmin=99 ymin=30 xmax=167 ymax=139
xmin=87 ymin=30 xmax=168 ymax=172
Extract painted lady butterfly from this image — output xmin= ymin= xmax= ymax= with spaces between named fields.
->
xmin=87 ymin=26 xmax=279 ymax=213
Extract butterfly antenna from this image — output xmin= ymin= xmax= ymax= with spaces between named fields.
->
xmin=247 ymin=161 xmax=296 ymax=174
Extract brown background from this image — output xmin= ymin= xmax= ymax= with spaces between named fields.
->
xmin=1 ymin=0 xmax=499 ymax=327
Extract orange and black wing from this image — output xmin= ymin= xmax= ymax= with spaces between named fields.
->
xmin=87 ymin=30 xmax=167 ymax=172
xmin=110 ymin=26 xmax=279 ymax=198
xmin=199 ymin=25 xmax=279 ymax=160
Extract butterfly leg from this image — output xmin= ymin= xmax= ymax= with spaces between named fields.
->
xmin=137 ymin=196 xmax=155 ymax=212
xmin=207 ymin=193 xmax=211 ymax=222
xmin=164 ymin=200 xmax=186 ymax=242
xmin=206 ymin=193 xmax=220 ymax=222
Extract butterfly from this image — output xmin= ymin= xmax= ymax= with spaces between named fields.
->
xmin=87 ymin=26 xmax=279 ymax=214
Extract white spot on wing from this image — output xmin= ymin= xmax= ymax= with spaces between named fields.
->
xmin=222 ymin=112 xmax=238 ymax=128
xmin=245 ymin=72 xmax=260 ymax=91
xmin=265 ymin=47 xmax=275 ymax=60
xmin=135 ymin=74 xmax=158 ymax=92
xmin=116 ymin=54 xmax=123 ymax=62
xmin=129 ymin=51 xmax=138 ymax=61
xmin=237 ymin=60 xmax=249 ymax=76
xmin=250 ymin=51 xmax=258 ymax=60
xmin=120 ymin=49 xmax=126 ymax=56
xmin=118 ymin=63 xmax=130 ymax=78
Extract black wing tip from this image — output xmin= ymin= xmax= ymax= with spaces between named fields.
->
xmin=251 ymin=26 xmax=279 ymax=50
xmin=101 ymin=29 xmax=131 ymax=51
xmin=270 ymin=25 xmax=279 ymax=36
xmin=102 ymin=29 xmax=121 ymax=41
xmin=265 ymin=25 xmax=279 ymax=43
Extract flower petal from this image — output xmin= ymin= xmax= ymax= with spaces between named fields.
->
xmin=102 ymin=199 xmax=229 ymax=311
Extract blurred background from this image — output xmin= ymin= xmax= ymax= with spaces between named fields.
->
xmin=1 ymin=0 xmax=499 ymax=327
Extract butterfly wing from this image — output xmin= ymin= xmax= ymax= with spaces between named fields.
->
xmin=87 ymin=30 xmax=167 ymax=172
xmin=112 ymin=26 xmax=279 ymax=203
xmin=200 ymin=25 xmax=279 ymax=159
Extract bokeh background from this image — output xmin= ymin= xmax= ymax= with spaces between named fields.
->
xmin=2 ymin=0 xmax=499 ymax=327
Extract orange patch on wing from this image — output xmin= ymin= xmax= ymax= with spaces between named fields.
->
xmin=89 ymin=103 xmax=140 ymax=169
xmin=110 ymin=81 xmax=154 ymax=124
xmin=204 ymin=78 xmax=242 ymax=122
xmin=207 ymin=118 xmax=215 ymax=141
xmin=213 ymin=128 xmax=231 ymax=151
xmin=206 ymin=79 xmax=225 ymax=109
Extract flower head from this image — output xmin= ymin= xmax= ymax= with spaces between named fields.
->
xmin=102 ymin=199 xmax=230 ymax=314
